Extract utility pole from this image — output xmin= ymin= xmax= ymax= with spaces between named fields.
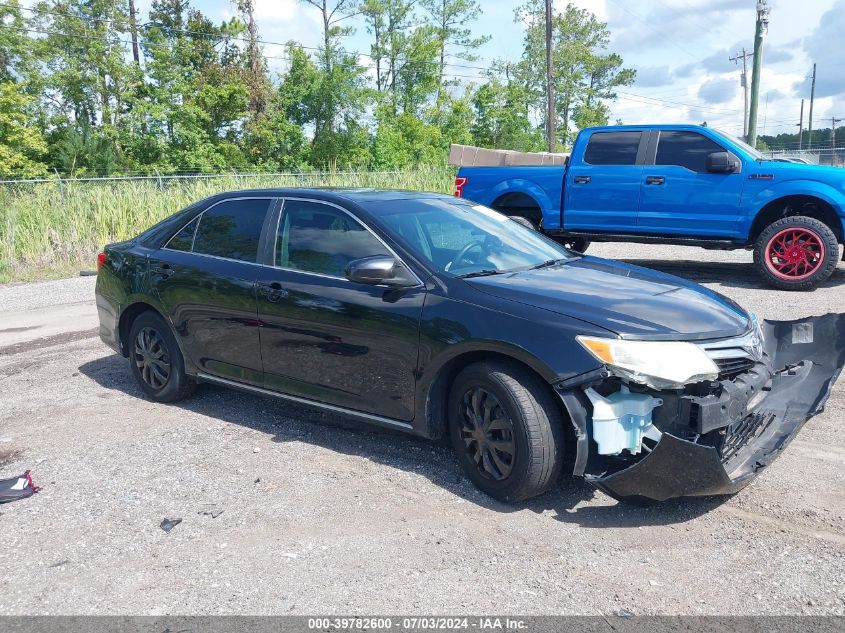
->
xmin=797 ymin=99 xmax=804 ymax=150
xmin=807 ymin=63 xmax=817 ymax=150
xmin=545 ymin=0 xmax=555 ymax=153
xmin=128 ymin=0 xmax=140 ymax=65
xmin=747 ymin=0 xmax=770 ymax=148
xmin=833 ymin=117 xmax=843 ymax=166
xmin=729 ymin=48 xmax=751 ymax=140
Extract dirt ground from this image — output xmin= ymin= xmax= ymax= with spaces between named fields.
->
xmin=0 ymin=243 xmax=843 ymax=616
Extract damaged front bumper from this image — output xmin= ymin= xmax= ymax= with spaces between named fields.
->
xmin=558 ymin=314 xmax=845 ymax=504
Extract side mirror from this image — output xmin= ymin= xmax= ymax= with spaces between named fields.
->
xmin=706 ymin=151 xmax=740 ymax=174
xmin=345 ymin=255 xmax=416 ymax=287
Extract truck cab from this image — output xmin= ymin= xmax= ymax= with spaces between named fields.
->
xmin=455 ymin=124 xmax=845 ymax=290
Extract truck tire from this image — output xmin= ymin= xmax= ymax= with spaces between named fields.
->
xmin=556 ymin=237 xmax=590 ymax=253
xmin=448 ymin=360 xmax=565 ymax=503
xmin=753 ymin=216 xmax=839 ymax=291
xmin=508 ymin=215 xmax=537 ymax=231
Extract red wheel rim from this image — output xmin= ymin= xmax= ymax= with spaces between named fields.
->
xmin=764 ymin=227 xmax=825 ymax=281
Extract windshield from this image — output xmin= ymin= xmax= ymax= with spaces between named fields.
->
xmin=714 ymin=128 xmax=765 ymax=160
xmin=365 ymin=198 xmax=575 ymax=277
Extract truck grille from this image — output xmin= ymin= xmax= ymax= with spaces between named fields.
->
xmin=720 ymin=411 xmax=775 ymax=462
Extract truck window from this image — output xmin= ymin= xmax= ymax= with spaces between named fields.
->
xmin=583 ymin=131 xmax=641 ymax=165
xmin=655 ymin=131 xmax=725 ymax=172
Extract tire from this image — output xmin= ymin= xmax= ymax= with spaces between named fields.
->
xmin=556 ymin=237 xmax=590 ymax=253
xmin=448 ymin=360 xmax=565 ymax=503
xmin=508 ymin=215 xmax=537 ymax=231
xmin=128 ymin=311 xmax=195 ymax=402
xmin=753 ymin=216 xmax=839 ymax=291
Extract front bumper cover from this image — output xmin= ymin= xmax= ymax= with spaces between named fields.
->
xmin=560 ymin=314 xmax=845 ymax=504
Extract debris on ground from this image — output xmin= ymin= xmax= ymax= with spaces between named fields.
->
xmin=159 ymin=518 xmax=182 ymax=533
xmin=198 ymin=504 xmax=224 ymax=519
xmin=0 ymin=470 xmax=38 ymax=504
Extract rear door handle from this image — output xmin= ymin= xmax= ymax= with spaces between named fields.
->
xmin=152 ymin=264 xmax=175 ymax=278
xmin=573 ymin=175 xmax=591 ymax=184
xmin=645 ymin=176 xmax=665 ymax=185
xmin=259 ymin=281 xmax=288 ymax=302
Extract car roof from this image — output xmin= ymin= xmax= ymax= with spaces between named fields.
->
xmin=204 ymin=187 xmax=456 ymax=205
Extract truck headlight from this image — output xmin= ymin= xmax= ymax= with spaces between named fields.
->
xmin=577 ymin=336 xmax=720 ymax=388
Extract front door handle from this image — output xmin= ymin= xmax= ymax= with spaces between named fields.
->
xmin=152 ymin=264 xmax=175 ymax=278
xmin=645 ymin=176 xmax=666 ymax=185
xmin=259 ymin=281 xmax=288 ymax=303
xmin=573 ymin=175 xmax=591 ymax=184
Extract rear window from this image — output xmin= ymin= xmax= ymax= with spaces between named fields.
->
xmin=583 ymin=131 xmax=642 ymax=165
xmin=191 ymin=198 xmax=271 ymax=262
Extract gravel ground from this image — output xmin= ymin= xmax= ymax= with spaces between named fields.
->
xmin=0 ymin=244 xmax=843 ymax=616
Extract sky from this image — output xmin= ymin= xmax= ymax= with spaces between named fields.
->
xmin=131 ymin=0 xmax=845 ymax=143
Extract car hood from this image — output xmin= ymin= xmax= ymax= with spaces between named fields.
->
xmin=467 ymin=256 xmax=751 ymax=341
xmin=759 ymin=161 xmax=845 ymax=183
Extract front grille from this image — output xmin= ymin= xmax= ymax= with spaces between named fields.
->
xmin=720 ymin=411 xmax=775 ymax=462
xmin=713 ymin=357 xmax=756 ymax=380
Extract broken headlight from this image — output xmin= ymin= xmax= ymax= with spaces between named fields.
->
xmin=577 ymin=336 xmax=720 ymax=389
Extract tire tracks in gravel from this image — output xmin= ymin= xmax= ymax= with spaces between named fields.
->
xmin=0 ymin=328 xmax=99 ymax=380
xmin=718 ymin=505 xmax=845 ymax=545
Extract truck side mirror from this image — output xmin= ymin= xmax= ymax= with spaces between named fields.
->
xmin=706 ymin=151 xmax=740 ymax=174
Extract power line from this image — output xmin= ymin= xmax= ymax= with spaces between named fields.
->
xmin=605 ymin=0 xmax=700 ymax=60
xmin=615 ymin=91 xmax=742 ymax=115
xmin=0 ymin=2 xmax=493 ymax=73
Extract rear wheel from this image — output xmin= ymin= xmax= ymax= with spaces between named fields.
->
xmin=555 ymin=236 xmax=590 ymax=253
xmin=128 ymin=311 xmax=195 ymax=402
xmin=449 ymin=360 xmax=565 ymax=503
xmin=753 ymin=216 xmax=838 ymax=290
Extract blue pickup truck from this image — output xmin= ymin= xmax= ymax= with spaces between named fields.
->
xmin=455 ymin=124 xmax=845 ymax=290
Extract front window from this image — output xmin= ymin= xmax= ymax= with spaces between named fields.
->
xmin=366 ymin=198 xmax=576 ymax=277
xmin=277 ymin=200 xmax=391 ymax=277
xmin=655 ymin=131 xmax=726 ymax=173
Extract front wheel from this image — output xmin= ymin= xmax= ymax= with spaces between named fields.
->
xmin=448 ymin=360 xmax=565 ymax=503
xmin=753 ymin=216 xmax=839 ymax=290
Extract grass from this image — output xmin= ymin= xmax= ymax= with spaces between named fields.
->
xmin=0 ymin=167 xmax=455 ymax=284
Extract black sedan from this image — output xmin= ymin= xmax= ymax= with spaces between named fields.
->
xmin=95 ymin=189 xmax=845 ymax=503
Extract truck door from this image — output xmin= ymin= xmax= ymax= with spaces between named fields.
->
xmin=637 ymin=129 xmax=745 ymax=237
xmin=563 ymin=130 xmax=644 ymax=232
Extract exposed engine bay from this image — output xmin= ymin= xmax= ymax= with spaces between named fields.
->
xmin=557 ymin=314 xmax=845 ymax=503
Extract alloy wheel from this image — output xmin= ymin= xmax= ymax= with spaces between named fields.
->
xmin=765 ymin=228 xmax=825 ymax=280
xmin=458 ymin=386 xmax=516 ymax=480
xmin=133 ymin=326 xmax=171 ymax=390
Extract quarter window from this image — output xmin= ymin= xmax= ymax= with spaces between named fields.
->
xmin=166 ymin=216 xmax=199 ymax=252
xmin=277 ymin=200 xmax=391 ymax=277
xmin=583 ymin=131 xmax=642 ymax=165
xmin=655 ymin=131 xmax=725 ymax=172
xmin=192 ymin=199 xmax=271 ymax=262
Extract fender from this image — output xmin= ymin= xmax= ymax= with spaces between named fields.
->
xmin=745 ymin=179 xmax=845 ymax=237
xmin=117 ymin=294 xmax=200 ymax=376
xmin=484 ymin=178 xmax=557 ymax=221
xmin=411 ymin=337 xmax=586 ymax=438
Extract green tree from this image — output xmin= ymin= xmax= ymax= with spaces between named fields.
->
xmin=0 ymin=81 xmax=48 ymax=177
xmin=513 ymin=0 xmax=634 ymax=147
xmin=300 ymin=0 xmax=371 ymax=167
xmin=419 ymin=0 xmax=489 ymax=103
xmin=34 ymin=0 xmax=141 ymax=167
